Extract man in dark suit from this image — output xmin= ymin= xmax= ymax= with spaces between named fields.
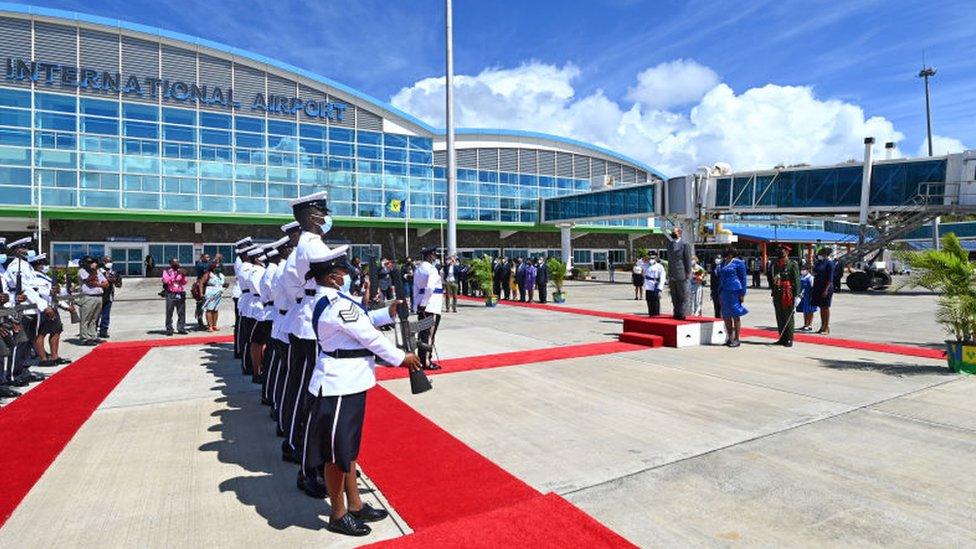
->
xmin=535 ymin=257 xmax=549 ymax=303
xmin=666 ymin=227 xmax=694 ymax=320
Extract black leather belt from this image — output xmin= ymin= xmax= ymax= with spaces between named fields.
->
xmin=325 ymin=348 xmax=374 ymax=359
xmin=295 ymin=297 xmax=303 ymax=304
xmin=241 ymin=289 xmax=250 ymax=293
xmin=278 ymin=309 xmax=288 ymax=315
xmin=304 ymin=289 xmax=316 ymax=296
xmin=264 ymin=301 xmax=273 ymax=306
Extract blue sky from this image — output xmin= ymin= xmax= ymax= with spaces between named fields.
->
xmin=7 ymin=0 xmax=974 ymax=173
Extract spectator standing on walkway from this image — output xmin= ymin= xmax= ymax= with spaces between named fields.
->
xmin=515 ymin=258 xmax=527 ymax=301
xmin=162 ymin=258 xmax=189 ymax=336
xmin=812 ymin=247 xmax=836 ymax=335
xmin=797 ymin=263 xmax=818 ymax=331
xmin=193 ymin=253 xmax=210 ymax=329
xmin=442 ymin=255 xmax=459 ymax=313
xmin=98 ymin=256 xmax=122 ymax=339
xmin=608 ymin=258 xmax=615 ymax=282
xmin=689 ymin=256 xmax=705 ymax=317
xmin=749 ymin=256 xmax=762 ymax=288
xmin=632 ymin=256 xmax=646 ymax=300
xmin=144 ymin=254 xmax=155 ymax=277
xmin=197 ymin=261 xmax=226 ymax=331
xmin=709 ymin=256 xmax=722 ymax=318
xmin=401 ymin=258 xmax=415 ymax=311
xmin=524 ymin=259 xmax=537 ymax=303
xmin=535 ymin=257 xmax=549 ymax=303
xmin=77 ymin=256 xmax=108 ymax=345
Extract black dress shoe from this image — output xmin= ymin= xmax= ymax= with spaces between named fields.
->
xmin=422 ymin=363 xmax=442 ymax=371
xmin=261 ymin=397 xmax=272 ymax=406
xmin=98 ymin=332 xmax=109 ymax=339
xmin=0 ymin=386 xmax=21 ymax=398
xmin=37 ymin=359 xmax=57 ymax=367
xmin=327 ymin=513 xmax=371 ymax=537
xmin=177 ymin=330 xmax=189 ymax=335
xmin=297 ymin=471 xmax=327 ymax=498
xmin=55 ymin=358 xmax=72 ymax=365
xmin=783 ymin=340 xmax=793 ymax=347
xmin=281 ymin=441 xmax=299 ymax=463
xmin=275 ymin=425 xmax=285 ymax=438
xmin=165 ymin=331 xmax=174 ymax=337
xmin=350 ymin=503 xmax=388 ymax=523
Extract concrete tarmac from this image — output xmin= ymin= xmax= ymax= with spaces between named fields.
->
xmin=3 ymin=279 xmax=974 ymax=547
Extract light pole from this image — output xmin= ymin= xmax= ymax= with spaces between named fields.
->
xmin=918 ymin=64 xmax=938 ymax=249
xmin=445 ymin=0 xmax=458 ymax=257
xmin=918 ymin=65 xmax=936 ymax=156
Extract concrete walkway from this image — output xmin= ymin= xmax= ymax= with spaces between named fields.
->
xmin=3 ymin=281 xmax=974 ymax=547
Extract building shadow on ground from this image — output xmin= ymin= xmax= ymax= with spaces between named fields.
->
xmin=196 ymin=343 xmax=333 ymax=531
xmin=813 ymin=357 xmax=954 ymax=377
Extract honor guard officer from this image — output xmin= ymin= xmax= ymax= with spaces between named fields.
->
xmin=269 ymin=224 xmax=301 ymax=422
xmin=642 ymin=251 xmax=666 ymax=316
xmin=767 ymin=244 xmax=800 ymax=347
xmin=232 ymin=236 xmax=253 ymax=360
xmin=257 ymin=238 xmax=287 ymax=403
xmin=238 ymin=246 xmax=264 ymax=376
xmin=280 ymin=191 xmax=334 ymax=463
xmin=413 ymin=246 xmax=443 ymax=370
xmin=4 ymin=238 xmax=46 ymax=384
xmin=29 ymin=254 xmax=70 ymax=366
xmin=246 ymin=249 xmax=271 ymax=383
xmin=299 ymin=245 xmax=421 ymax=536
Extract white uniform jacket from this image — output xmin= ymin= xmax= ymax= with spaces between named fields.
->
xmin=282 ymin=231 xmax=331 ymax=340
xmin=642 ymin=261 xmax=666 ymax=292
xmin=413 ymin=261 xmax=443 ymax=314
xmin=307 ymin=287 xmax=404 ymax=397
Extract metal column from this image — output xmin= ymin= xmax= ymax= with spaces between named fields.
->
xmin=445 ymin=0 xmax=458 ymax=256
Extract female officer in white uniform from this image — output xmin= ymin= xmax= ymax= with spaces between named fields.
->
xmin=300 ymin=244 xmax=420 ymax=537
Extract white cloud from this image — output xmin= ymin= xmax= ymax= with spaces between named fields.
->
xmin=918 ymin=135 xmax=968 ymax=156
xmin=390 ymin=60 xmax=958 ymax=176
xmin=625 ymin=59 xmax=719 ymax=109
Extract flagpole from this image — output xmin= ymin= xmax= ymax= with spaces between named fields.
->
xmin=405 ymin=199 xmax=409 ymax=259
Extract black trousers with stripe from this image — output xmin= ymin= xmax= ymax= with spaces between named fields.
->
xmin=280 ymin=335 xmax=317 ymax=451
xmin=417 ymin=307 xmax=441 ymax=367
xmin=239 ymin=315 xmax=256 ymax=375
xmin=232 ymin=297 xmax=241 ymax=359
xmin=261 ymin=337 xmax=287 ymax=404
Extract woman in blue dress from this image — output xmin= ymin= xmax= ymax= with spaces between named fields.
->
xmin=718 ymin=248 xmax=748 ymax=347
xmin=797 ymin=264 xmax=818 ymax=331
xmin=811 ymin=247 xmax=836 ymax=335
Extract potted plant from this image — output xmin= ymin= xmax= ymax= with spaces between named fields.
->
xmin=547 ymin=258 xmax=567 ymax=303
xmin=900 ymin=233 xmax=976 ymax=374
xmin=469 ymin=256 xmax=498 ymax=307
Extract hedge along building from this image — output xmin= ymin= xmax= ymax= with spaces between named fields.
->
xmin=0 ymin=3 xmax=666 ymax=275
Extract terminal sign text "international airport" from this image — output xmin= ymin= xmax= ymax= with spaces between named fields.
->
xmin=4 ymin=57 xmax=348 ymax=122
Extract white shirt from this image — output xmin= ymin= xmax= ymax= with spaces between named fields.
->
xmin=77 ymin=266 xmax=107 ymax=297
xmin=232 ymin=256 xmax=243 ymax=299
xmin=257 ymin=262 xmax=279 ymax=322
xmin=32 ymin=270 xmax=54 ymax=308
xmin=642 ymin=261 xmax=666 ymax=292
xmin=270 ymin=261 xmax=291 ymax=343
xmin=237 ymin=261 xmax=256 ymax=318
xmin=307 ymin=287 xmax=404 ymax=397
xmin=282 ymin=231 xmax=331 ymax=340
xmin=247 ymin=263 xmax=267 ymax=321
xmin=413 ymin=260 xmax=443 ymax=312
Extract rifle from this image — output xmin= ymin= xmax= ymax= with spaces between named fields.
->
xmin=390 ymin=253 xmax=431 ymax=394
xmin=52 ymin=292 xmax=83 ymax=324
xmin=0 ymin=302 xmax=33 ymax=358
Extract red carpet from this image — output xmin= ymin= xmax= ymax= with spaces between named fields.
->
xmin=359 ymin=386 xmax=542 ymax=530
xmin=100 ymin=334 xmax=234 ymax=350
xmin=363 ymin=493 xmax=636 ymax=548
xmin=0 ymin=345 xmax=150 ymax=526
xmin=461 ymin=295 xmax=943 ymax=359
xmin=741 ymin=327 xmax=946 ymax=359
xmin=374 ymin=340 xmax=647 ymax=381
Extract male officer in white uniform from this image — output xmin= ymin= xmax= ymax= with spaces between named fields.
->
xmin=642 ymin=251 xmax=666 ymax=316
xmin=237 ymin=246 xmax=261 ymax=375
xmin=232 ymin=236 xmax=253 ymax=360
xmin=412 ymin=246 xmax=443 ymax=370
xmin=300 ymin=244 xmax=420 ymax=536
xmin=257 ymin=238 xmax=286 ymax=404
xmin=245 ymin=249 xmax=270 ymax=382
xmin=279 ymin=191 xmax=333 ymax=463
xmin=269 ymin=224 xmax=301 ymax=424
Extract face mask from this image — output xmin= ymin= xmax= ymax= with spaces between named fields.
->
xmin=339 ymin=273 xmax=352 ymax=293
xmin=105 ymin=263 xmax=113 ymax=270
xmin=801 ymin=270 xmax=808 ymax=276
xmin=26 ymin=250 xmax=36 ymax=260
xmin=715 ymin=258 xmax=721 ymax=265
xmin=0 ymin=254 xmax=6 ymax=264
xmin=42 ymin=265 xmax=50 ymax=274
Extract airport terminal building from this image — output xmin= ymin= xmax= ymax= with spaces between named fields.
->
xmin=0 ymin=4 xmax=664 ymax=274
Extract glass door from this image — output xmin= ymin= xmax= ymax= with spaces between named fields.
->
xmin=108 ymin=246 xmax=146 ymax=276
xmin=592 ymin=251 xmax=608 ymax=271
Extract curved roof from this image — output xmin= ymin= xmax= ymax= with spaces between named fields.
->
xmin=0 ymin=2 xmax=667 ymax=179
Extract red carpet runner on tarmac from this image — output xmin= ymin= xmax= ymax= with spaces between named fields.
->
xmin=359 ymin=386 xmax=635 ymax=547
xmin=0 ymin=345 xmax=150 ymax=525
xmin=459 ymin=295 xmax=946 ymax=359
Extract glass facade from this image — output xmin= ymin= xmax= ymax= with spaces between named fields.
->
xmin=714 ymin=160 xmax=948 ymax=210
xmin=0 ymin=86 xmax=650 ymax=227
